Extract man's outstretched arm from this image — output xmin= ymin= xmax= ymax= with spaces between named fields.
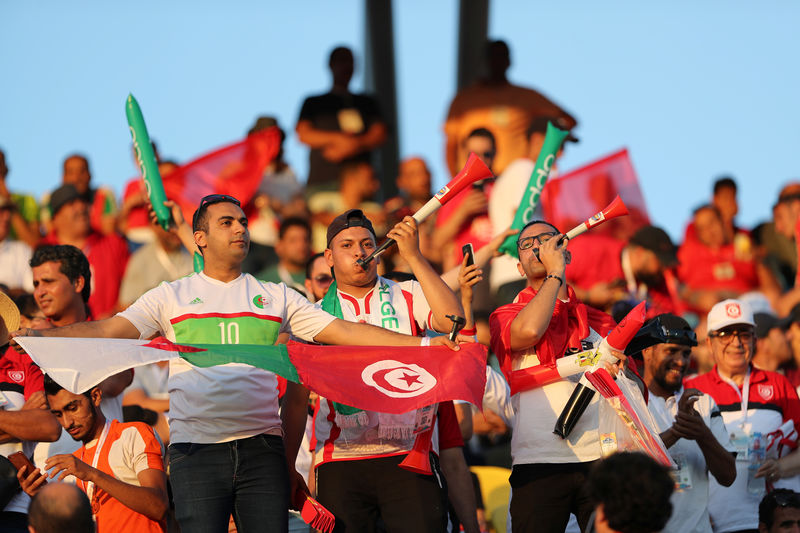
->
xmin=11 ymin=316 xmax=142 ymax=349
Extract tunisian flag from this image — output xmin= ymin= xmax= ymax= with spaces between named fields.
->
xmin=14 ymin=337 xmax=487 ymax=414
xmin=541 ymin=148 xmax=651 ymax=242
xmin=123 ymin=127 xmax=281 ymax=229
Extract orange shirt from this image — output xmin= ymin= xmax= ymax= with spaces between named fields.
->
xmin=444 ymin=82 xmax=576 ymax=175
xmin=74 ymin=420 xmax=165 ymax=533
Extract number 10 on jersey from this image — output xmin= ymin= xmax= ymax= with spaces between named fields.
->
xmin=218 ymin=321 xmax=240 ymax=344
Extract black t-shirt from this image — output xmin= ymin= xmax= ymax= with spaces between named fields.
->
xmin=297 ymin=92 xmax=383 ymax=187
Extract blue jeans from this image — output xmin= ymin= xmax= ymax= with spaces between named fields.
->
xmin=169 ymin=434 xmax=289 ymax=533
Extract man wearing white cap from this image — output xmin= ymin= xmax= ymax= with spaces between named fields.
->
xmin=685 ymin=299 xmax=800 ymax=533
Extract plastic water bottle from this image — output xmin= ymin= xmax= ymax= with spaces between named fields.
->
xmin=748 ymin=432 xmax=766 ymax=496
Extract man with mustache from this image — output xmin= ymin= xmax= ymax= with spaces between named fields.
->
xmin=17 ymin=375 xmax=168 ymax=532
xmin=632 ymin=313 xmax=735 ymax=533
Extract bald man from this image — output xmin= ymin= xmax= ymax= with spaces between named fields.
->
xmin=28 ymin=482 xmax=94 ymax=533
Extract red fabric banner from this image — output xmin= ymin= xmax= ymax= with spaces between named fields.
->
xmin=123 ymin=128 xmax=280 ymax=229
xmin=541 ymin=148 xmax=651 ymax=242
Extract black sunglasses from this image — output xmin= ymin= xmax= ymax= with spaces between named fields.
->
xmin=192 ymin=194 xmax=241 ymax=229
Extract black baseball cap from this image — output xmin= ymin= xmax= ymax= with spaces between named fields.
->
xmin=629 ymin=226 xmax=678 ymax=268
xmin=326 ymin=209 xmax=376 ymax=248
xmin=49 ymin=184 xmax=83 ymax=216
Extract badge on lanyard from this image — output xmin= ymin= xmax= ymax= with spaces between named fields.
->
xmin=414 ymin=405 xmax=435 ymax=434
xmin=670 ymin=453 xmax=693 ymax=491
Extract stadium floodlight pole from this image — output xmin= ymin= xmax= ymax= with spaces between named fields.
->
xmin=356 ymin=152 xmax=494 ymax=268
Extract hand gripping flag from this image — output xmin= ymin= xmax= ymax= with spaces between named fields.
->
xmin=14 ymin=337 xmax=488 ymax=414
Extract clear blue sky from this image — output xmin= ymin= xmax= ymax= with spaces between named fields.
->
xmin=2 ymin=1 xmax=798 ymax=240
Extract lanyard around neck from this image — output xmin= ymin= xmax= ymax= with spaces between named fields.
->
xmin=82 ymin=420 xmax=111 ymax=508
xmin=719 ymin=366 xmax=752 ymax=423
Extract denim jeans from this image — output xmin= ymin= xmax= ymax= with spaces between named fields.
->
xmin=169 ymin=434 xmax=289 ymax=533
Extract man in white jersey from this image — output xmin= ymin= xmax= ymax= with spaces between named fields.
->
xmin=11 ymin=194 xmax=457 ymax=533
xmin=314 ymin=208 xmax=469 ymax=532
xmin=633 ymin=313 xmax=735 ymax=533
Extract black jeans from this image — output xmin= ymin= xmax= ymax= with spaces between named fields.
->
xmin=316 ymin=455 xmax=446 ymax=533
xmin=509 ymin=462 xmax=595 ymax=533
xmin=168 ymin=434 xmax=289 ymax=533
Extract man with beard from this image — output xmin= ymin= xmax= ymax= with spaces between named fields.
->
xmin=488 ymin=220 xmax=617 ymax=532
xmin=566 ymin=225 xmax=678 ymax=315
xmin=314 ymin=209 xmax=476 ymax=532
xmin=631 ymin=313 xmax=735 ymax=533
xmin=17 ymin=375 xmax=168 ymax=533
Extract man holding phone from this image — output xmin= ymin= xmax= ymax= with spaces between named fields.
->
xmin=16 ymin=375 xmax=168 ymax=533
xmin=1 ymin=290 xmax=61 ymax=532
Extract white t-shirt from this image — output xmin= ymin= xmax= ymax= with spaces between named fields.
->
xmin=1 ymin=386 xmax=34 ymax=514
xmin=314 ymin=277 xmax=435 ymax=464
xmin=510 ymin=329 xmax=604 ymax=465
xmin=0 ymin=239 xmax=33 ymax=292
xmin=647 ymin=388 xmax=735 ymax=533
xmin=474 ymin=366 xmax=515 ymax=427
xmin=488 ymin=158 xmax=543 ymax=291
xmin=118 ymin=272 xmax=335 ymax=444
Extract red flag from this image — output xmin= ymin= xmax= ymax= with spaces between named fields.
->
xmin=287 ymin=342 xmax=487 ymax=414
xmin=541 ymin=149 xmax=651 ymax=242
xmin=122 ymin=128 xmax=281 ymax=230
xmin=163 ymin=128 xmax=280 ymax=223
xmin=18 ymin=336 xmax=488 ymax=415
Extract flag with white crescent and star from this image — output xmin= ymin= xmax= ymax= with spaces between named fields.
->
xmin=14 ymin=336 xmax=487 ymax=414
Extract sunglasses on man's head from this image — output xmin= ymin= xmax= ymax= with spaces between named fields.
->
xmin=199 ymin=194 xmax=240 ymax=209
xmin=313 ymin=274 xmax=333 ymax=285
xmin=193 ymin=194 xmax=242 ymax=229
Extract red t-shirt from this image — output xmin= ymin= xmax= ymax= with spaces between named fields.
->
xmin=685 ymin=366 xmax=800 ymax=430
xmin=566 ymin=234 xmax=676 ymax=316
xmin=677 ymin=239 xmax=759 ymax=293
xmin=437 ymin=400 xmax=464 ymax=451
xmin=1 ymin=346 xmax=43 ymax=402
xmin=565 ymin=234 xmax=626 ymax=291
xmin=435 ymin=185 xmax=493 ymax=267
xmin=122 ymin=179 xmax=150 ymax=232
xmin=42 ymin=232 xmax=130 ymax=318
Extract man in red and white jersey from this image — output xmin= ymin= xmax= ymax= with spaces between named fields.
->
xmin=686 ymin=299 xmax=800 ymax=533
xmin=488 ymin=220 xmax=617 ymax=533
xmin=1 ymin=290 xmax=61 ymax=531
xmin=17 ymin=375 xmax=168 ymax=533
xmin=314 ymin=208 xmax=474 ymax=532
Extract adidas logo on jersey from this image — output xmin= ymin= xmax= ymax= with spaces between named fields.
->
xmin=189 ymin=297 xmax=203 ymax=305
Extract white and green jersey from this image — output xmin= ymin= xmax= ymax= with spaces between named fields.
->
xmin=119 ymin=272 xmax=335 ymax=444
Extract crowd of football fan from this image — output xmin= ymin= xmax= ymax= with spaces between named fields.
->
xmin=3 ymin=41 xmax=800 ymax=533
